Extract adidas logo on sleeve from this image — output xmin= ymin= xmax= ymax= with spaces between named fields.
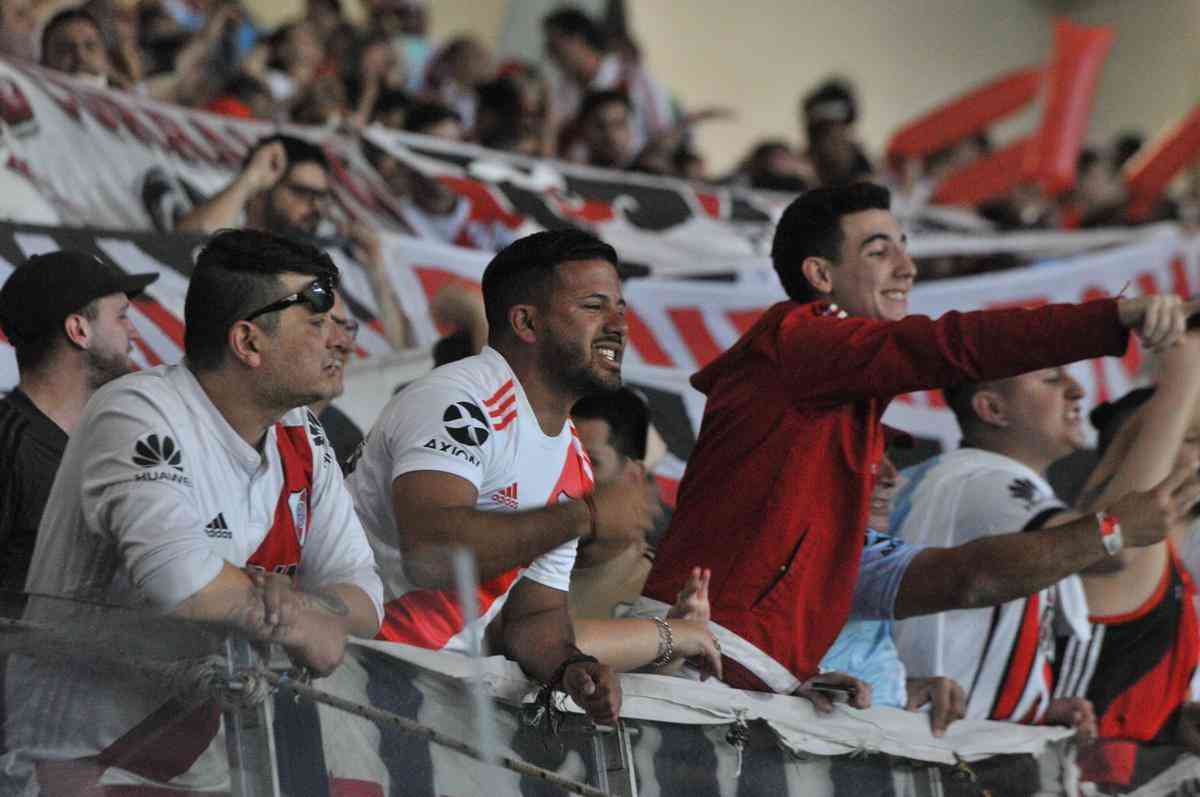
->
xmin=204 ymin=513 xmax=231 ymax=539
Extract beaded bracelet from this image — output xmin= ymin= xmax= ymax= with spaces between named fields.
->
xmin=651 ymin=616 xmax=674 ymax=668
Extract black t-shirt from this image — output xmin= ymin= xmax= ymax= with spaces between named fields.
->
xmin=0 ymin=388 xmax=68 ymax=595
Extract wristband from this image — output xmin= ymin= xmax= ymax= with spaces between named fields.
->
xmin=548 ymin=651 xmax=600 ymax=689
xmin=581 ymin=493 xmax=599 ymax=540
xmin=1096 ymin=510 xmax=1123 ymax=556
xmin=651 ymin=617 xmax=674 ymax=668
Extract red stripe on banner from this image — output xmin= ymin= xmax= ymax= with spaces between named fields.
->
xmin=493 ymin=410 xmax=518 ymax=431
xmin=695 ymin=191 xmax=722 ymax=219
xmin=413 ymin=266 xmax=482 ymax=337
xmin=625 ymin=308 xmax=674 ymax=366
xmin=1172 ymin=256 xmax=1193 ymax=299
xmin=990 ymin=594 xmax=1043 ymax=721
xmin=330 ymin=779 xmax=385 ymax=797
xmin=726 ymin=309 xmax=765 ymax=336
xmin=484 ymin=379 xmax=514 ymax=406
xmin=488 ymin=393 xmax=516 ymax=417
xmin=132 ymin=296 xmax=184 ymax=348
xmin=667 ymin=308 xmax=724 ymax=367
xmin=654 ymin=473 xmax=679 ymax=508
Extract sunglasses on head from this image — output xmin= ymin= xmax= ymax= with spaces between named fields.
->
xmin=244 ymin=275 xmax=337 ymax=323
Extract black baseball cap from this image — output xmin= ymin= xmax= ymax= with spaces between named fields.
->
xmin=0 ymin=250 xmax=158 ymax=346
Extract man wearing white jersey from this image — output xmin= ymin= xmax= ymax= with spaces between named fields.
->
xmin=3 ymin=229 xmax=383 ymax=793
xmin=891 ymin=363 xmax=1199 ymax=727
xmin=348 ymin=229 xmax=660 ymax=724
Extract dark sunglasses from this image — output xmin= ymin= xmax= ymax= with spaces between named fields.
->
xmin=244 ymin=275 xmax=337 ymax=323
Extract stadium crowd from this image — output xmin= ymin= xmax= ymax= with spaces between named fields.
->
xmin=1 ymin=1 xmax=1200 ymax=794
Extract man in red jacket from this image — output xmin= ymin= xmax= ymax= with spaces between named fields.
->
xmin=641 ymin=181 xmax=1196 ymax=695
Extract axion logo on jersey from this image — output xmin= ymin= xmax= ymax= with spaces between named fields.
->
xmin=423 ymin=438 xmax=481 ymax=467
xmin=204 ymin=513 xmax=231 ymax=539
xmin=491 ymin=483 xmax=519 ymax=509
xmin=132 ymin=433 xmax=183 ymax=472
xmin=443 ymin=402 xmax=490 ymax=447
xmin=1008 ymin=477 xmax=1040 ymax=510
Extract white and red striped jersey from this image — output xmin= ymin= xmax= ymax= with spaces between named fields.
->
xmin=346 ymin=346 xmax=594 ymax=653
xmin=6 ymin=364 xmax=382 ymax=791
xmin=891 ymin=448 xmax=1089 ymax=723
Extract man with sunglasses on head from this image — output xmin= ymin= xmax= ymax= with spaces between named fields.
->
xmin=176 ymin=133 xmax=411 ymax=350
xmin=4 ymin=229 xmax=383 ymax=793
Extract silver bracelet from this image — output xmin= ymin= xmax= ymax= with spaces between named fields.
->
xmin=651 ymin=616 xmax=674 ymax=668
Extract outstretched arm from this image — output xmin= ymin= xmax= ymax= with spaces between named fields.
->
xmin=895 ymin=459 xmax=1200 ymax=619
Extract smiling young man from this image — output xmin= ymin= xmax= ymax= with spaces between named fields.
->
xmin=4 ymin=229 xmax=384 ymax=792
xmin=641 ymin=181 xmax=1199 ymax=698
xmin=347 ymin=229 xmax=662 ymax=724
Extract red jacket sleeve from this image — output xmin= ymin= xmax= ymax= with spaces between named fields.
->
xmin=775 ymin=299 xmax=1128 ymax=405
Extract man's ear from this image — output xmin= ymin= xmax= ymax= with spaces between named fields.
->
xmin=228 ymin=320 xmax=265 ymax=368
xmin=509 ymin=304 xmax=538 ymax=345
xmin=972 ymin=389 xmax=1008 ymax=428
xmin=62 ymin=313 xmax=90 ymax=350
xmin=800 ymin=256 xmax=834 ymax=297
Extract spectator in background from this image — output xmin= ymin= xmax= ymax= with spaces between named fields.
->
xmin=177 ymin=134 xmax=411 ymax=350
xmin=368 ymin=0 xmax=429 ymax=94
xmin=205 ymin=71 xmax=275 ymax=119
xmin=569 ymin=387 xmax=669 ymax=620
xmin=575 ymin=89 xmax=636 ymax=170
xmin=475 ymin=75 xmax=542 ymax=156
xmin=0 ymin=0 xmax=37 ymax=61
xmin=733 ymin=139 xmax=813 ymax=192
xmin=801 ymin=79 xmax=874 ymax=187
xmin=404 ymin=100 xmax=465 ymax=140
xmin=423 ymin=35 xmax=493 ymax=130
xmin=371 ymin=87 xmax=411 ymax=129
xmin=0 ymin=251 xmax=156 ymax=594
xmin=542 ymin=6 xmax=675 ymax=160
xmin=260 ymin=21 xmax=323 ymax=105
xmin=40 ymin=7 xmax=125 ymax=89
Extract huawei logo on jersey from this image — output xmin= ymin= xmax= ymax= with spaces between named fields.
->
xmin=491 ymin=483 xmax=519 ymax=509
xmin=132 ymin=433 xmax=183 ymax=472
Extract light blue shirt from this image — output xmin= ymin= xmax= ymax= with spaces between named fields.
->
xmin=819 ymin=529 xmax=924 ymax=708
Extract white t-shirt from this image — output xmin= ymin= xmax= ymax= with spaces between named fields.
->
xmin=4 ymin=364 xmax=383 ymax=791
xmin=346 ymin=346 xmax=593 ymax=654
xmin=890 ymin=447 xmax=1087 ymax=723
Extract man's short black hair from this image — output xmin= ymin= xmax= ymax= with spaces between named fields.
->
xmin=244 ymin=134 xmax=329 ymax=179
xmin=481 ymin=229 xmax=618 ymax=338
xmin=573 ymin=387 xmax=649 ymax=461
xmin=184 ymin=228 xmax=338 ymax=371
xmin=542 ymin=6 xmax=606 ymax=51
xmin=577 ymin=89 xmax=630 ymax=124
xmin=770 ymin=182 xmax=891 ymax=303
xmin=40 ymin=8 xmax=102 ymax=64
xmin=403 ymin=101 xmax=461 ymax=135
